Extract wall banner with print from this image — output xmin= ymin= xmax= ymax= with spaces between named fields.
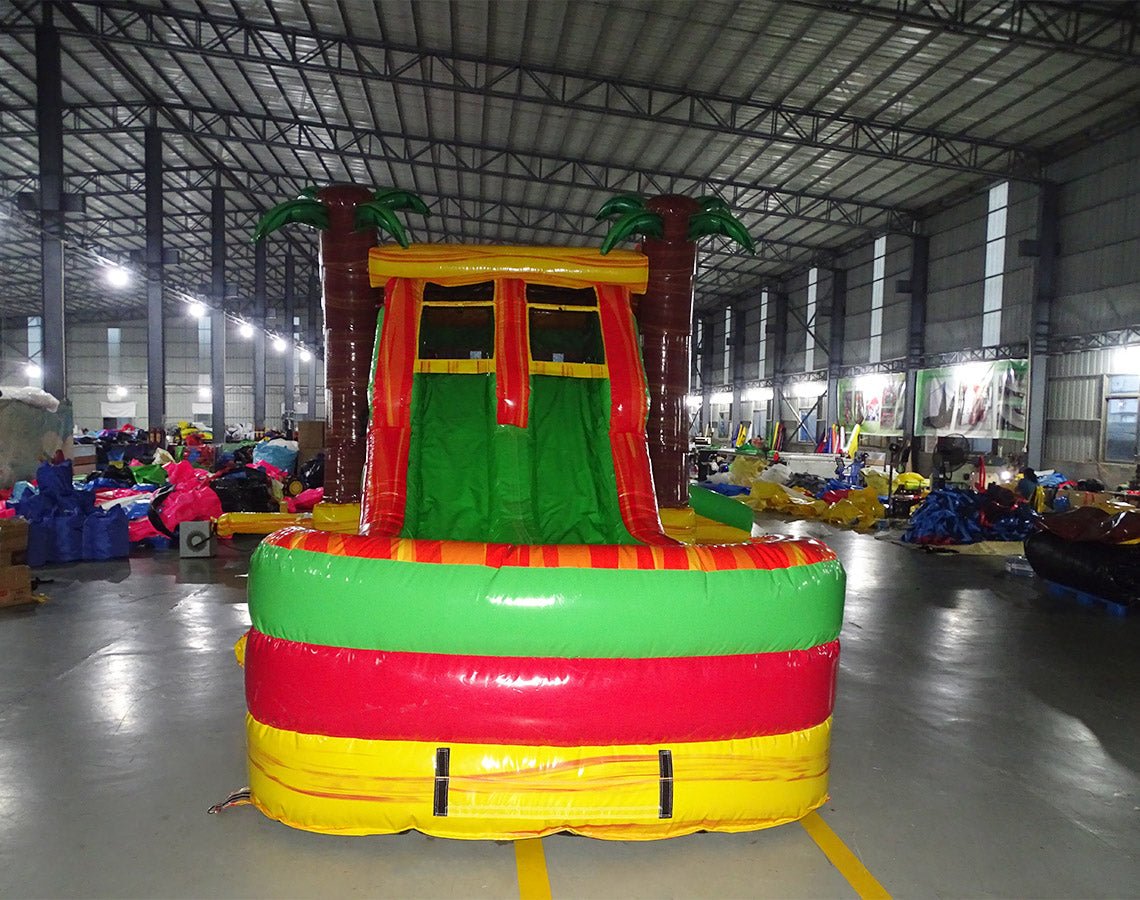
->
xmin=837 ymin=372 xmax=907 ymax=436
xmin=915 ymin=360 xmax=1028 ymax=440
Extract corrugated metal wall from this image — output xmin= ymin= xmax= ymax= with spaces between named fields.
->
xmin=0 ymin=317 xmax=325 ymax=428
xmin=1049 ymin=126 xmax=1140 ymax=338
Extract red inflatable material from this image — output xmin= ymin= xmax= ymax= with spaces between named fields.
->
xmin=244 ymin=629 xmax=839 ymax=745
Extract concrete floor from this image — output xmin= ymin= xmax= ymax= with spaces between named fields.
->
xmin=1 ymin=522 xmax=1138 ymax=898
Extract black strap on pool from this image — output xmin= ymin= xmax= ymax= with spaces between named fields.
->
xmin=433 ymin=747 xmax=450 ymax=816
xmin=658 ymin=749 xmax=674 ymax=819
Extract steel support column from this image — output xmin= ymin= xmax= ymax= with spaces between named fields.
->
xmin=252 ymin=239 xmax=266 ymax=433
xmin=306 ymin=271 xmax=318 ymax=421
xmin=903 ymin=235 xmax=930 ymax=464
xmin=210 ymin=184 xmax=226 ymax=441
xmin=283 ymin=253 xmax=295 ymax=431
xmin=730 ymin=302 xmax=743 ymax=438
xmin=699 ymin=313 xmax=711 ymax=434
xmin=1027 ymin=183 xmax=1059 ymax=469
xmin=825 ymin=268 xmax=847 ymax=428
xmin=36 ymin=6 xmax=65 ymax=399
xmin=772 ymin=290 xmax=789 ymax=440
xmin=144 ymin=123 xmax=165 ymax=430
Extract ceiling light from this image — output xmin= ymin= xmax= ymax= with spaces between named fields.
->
xmin=299 ymin=348 xmax=312 ymax=362
xmin=105 ymin=265 xmax=130 ymax=289
xmin=25 ymin=362 xmax=41 ymax=378
xmin=197 ymin=385 xmax=211 ymax=400
xmin=188 ymin=301 xmax=206 ymax=318
xmin=273 ymin=336 xmax=287 ymax=353
xmin=710 ymin=391 xmax=733 ymax=404
xmin=110 ymin=385 xmax=128 ymax=399
xmin=685 ymin=394 xmax=702 ymax=409
xmin=239 ymin=322 xmax=254 ymax=339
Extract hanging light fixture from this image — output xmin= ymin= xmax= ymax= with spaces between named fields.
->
xmin=105 ymin=265 xmax=130 ymax=289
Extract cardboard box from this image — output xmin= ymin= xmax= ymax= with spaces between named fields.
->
xmin=296 ymin=420 xmax=326 ymax=467
xmin=0 ymin=564 xmax=33 ymax=609
xmin=0 ymin=517 xmax=29 ymax=566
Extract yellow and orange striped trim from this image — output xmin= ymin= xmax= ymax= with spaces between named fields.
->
xmin=263 ymin=527 xmax=835 ymax=572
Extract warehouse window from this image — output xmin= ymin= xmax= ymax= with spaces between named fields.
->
xmin=758 ymin=289 xmax=769 ymax=377
xmin=869 ymin=236 xmax=886 ymax=364
xmin=805 ymin=268 xmax=818 ymax=370
xmin=983 ymin=181 xmax=1008 ymax=347
xmin=693 ymin=316 xmax=703 ymax=392
xmin=27 ymin=316 xmax=42 ymax=385
xmin=723 ymin=307 xmax=732 ymax=382
xmin=1104 ymin=373 xmax=1140 ymax=462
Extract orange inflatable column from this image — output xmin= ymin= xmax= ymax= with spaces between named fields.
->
xmin=360 ymin=278 xmax=420 ymax=536
xmin=596 ymin=284 xmax=673 ymax=546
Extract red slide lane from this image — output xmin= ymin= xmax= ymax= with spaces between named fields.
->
xmin=245 ymin=630 xmax=839 ymax=746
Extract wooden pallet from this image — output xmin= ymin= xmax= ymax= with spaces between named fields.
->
xmin=1044 ymin=580 xmax=1135 ymax=617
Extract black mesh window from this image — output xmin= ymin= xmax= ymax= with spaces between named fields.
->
xmin=528 ymin=308 xmax=605 ymax=364
xmin=419 ymin=305 xmax=494 ymax=360
xmin=422 ymin=281 xmax=495 ymax=302
xmin=524 ymin=284 xmax=597 ymax=306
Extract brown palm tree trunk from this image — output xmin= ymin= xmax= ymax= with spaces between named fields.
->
xmin=639 ymin=194 xmax=700 ymax=509
xmin=317 ymin=184 xmax=379 ymax=504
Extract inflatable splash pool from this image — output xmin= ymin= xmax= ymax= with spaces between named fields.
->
xmin=240 ymin=194 xmax=845 ymax=839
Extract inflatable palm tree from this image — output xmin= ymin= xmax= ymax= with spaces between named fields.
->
xmin=254 ymin=185 xmax=428 ymax=505
xmin=598 ymin=194 xmax=754 ymax=509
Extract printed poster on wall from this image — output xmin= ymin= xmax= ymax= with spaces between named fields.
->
xmin=837 ymin=372 xmax=906 ymax=436
xmin=915 ymin=360 xmax=1027 ymax=440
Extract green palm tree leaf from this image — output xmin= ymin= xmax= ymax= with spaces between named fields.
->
xmin=252 ymin=198 xmax=329 ymax=242
xmin=356 ymin=200 xmax=411 ymax=248
xmin=599 ymin=209 xmax=664 ymax=255
xmin=596 ymin=193 xmax=647 ymax=221
xmin=697 ymin=195 xmax=730 ymax=214
xmin=371 ymin=189 xmax=431 ymax=217
xmin=687 ymin=209 xmax=756 ymax=255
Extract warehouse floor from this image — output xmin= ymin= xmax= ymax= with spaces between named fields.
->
xmin=1 ymin=522 xmax=1137 ymax=899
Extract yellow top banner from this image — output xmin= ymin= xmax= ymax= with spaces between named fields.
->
xmin=369 ymin=244 xmax=648 ymax=292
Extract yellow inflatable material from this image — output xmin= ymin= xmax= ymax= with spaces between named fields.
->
xmin=819 ymin=487 xmax=885 ymax=530
xmin=746 ymin=482 xmax=827 ymax=517
xmin=370 ymin=244 xmax=649 ymax=292
xmin=312 ymin=502 xmax=361 ymax=534
xmin=215 ymin=512 xmax=312 ymax=537
xmin=728 ymin=455 xmax=766 ymax=486
xmin=247 ymin=715 xmax=832 ymax=840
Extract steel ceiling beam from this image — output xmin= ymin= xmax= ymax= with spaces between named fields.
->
xmin=47 ymin=2 xmax=325 ymax=282
xmin=0 ymin=101 xmax=915 ymax=233
xmin=790 ymin=0 xmax=1140 ymax=64
xmin=65 ymin=205 xmax=820 ymax=269
xmin=55 ymin=0 xmax=1042 ymax=179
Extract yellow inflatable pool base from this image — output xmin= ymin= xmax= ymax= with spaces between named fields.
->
xmin=247 ymin=715 xmax=832 ymax=840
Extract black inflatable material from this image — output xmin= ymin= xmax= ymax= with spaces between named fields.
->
xmin=210 ymin=467 xmax=277 ymax=514
xmin=1024 ymin=531 xmax=1140 ymax=605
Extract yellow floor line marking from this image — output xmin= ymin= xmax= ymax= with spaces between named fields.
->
xmin=801 ymin=812 xmax=891 ymax=900
xmin=514 ymin=838 xmax=552 ymax=900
